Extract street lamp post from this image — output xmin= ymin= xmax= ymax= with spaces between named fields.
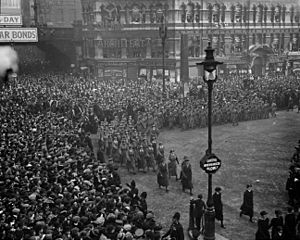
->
xmin=197 ymin=43 xmax=223 ymax=240
xmin=159 ymin=15 xmax=167 ymax=96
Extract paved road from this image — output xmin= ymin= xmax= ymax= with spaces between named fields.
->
xmin=120 ymin=110 xmax=300 ymax=240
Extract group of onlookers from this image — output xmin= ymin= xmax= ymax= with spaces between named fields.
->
xmin=255 ymin=207 xmax=300 ymax=240
xmin=1 ymin=67 xmax=300 ymax=240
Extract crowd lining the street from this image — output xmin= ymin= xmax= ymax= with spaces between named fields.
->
xmin=1 ymin=68 xmax=300 ymax=240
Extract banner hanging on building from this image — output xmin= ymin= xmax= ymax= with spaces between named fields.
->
xmin=0 ymin=15 xmax=22 ymax=25
xmin=0 ymin=28 xmax=38 ymax=42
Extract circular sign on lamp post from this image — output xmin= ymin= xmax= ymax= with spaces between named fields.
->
xmin=200 ymin=153 xmax=221 ymax=174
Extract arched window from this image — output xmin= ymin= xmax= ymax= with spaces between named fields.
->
xmin=230 ymin=5 xmax=235 ymax=23
xmin=212 ymin=3 xmax=220 ymax=23
xmin=275 ymin=4 xmax=281 ymax=23
xmin=195 ymin=3 xmax=201 ymax=23
xmin=207 ymin=3 xmax=213 ymax=23
xmin=252 ymin=4 xmax=257 ymax=23
xmin=104 ymin=4 xmax=117 ymax=24
xmin=282 ymin=5 xmax=286 ymax=23
xmin=164 ymin=4 xmax=169 ymax=20
xmin=270 ymin=5 xmax=275 ymax=23
xmin=243 ymin=4 xmax=249 ymax=23
xmin=180 ymin=3 xmax=186 ymax=23
xmin=257 ymin=4 xmax=263 ymax=23
xmin=235 ymin=3 xmax=242 ymax=23
xmin=220 ymin=4 xmax=226 ymax=23
xmin=290 ymin=5 xmax=294 ymax=23
xmin=156 ymin=4 xmax=164 ymax=23
xmin=114 ymin=5 xmax=121 ymax=23
xmin=263 ymin=5 xmax=268 ymax=23
xmin=131 ymin=5 xmax=141 ymax=23
xmin=187 ymin=1 xmax=194 ymax=23
xmin=149 ymin=5 xmax=156 ymax=23
xmin=140 ymin=4 xmax=146 ymax=23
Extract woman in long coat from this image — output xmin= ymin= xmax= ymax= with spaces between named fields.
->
xmin=157 ymin=158 xmax=169 ymax=192
xmin=213 ymin=187 xmax=225 ymax=228
xmin=180 ymin=156 xmax=193 ymax=195
xmin=240 ymin=184 xmax=254 ymax=222
xmin=255 ymin=211 xmax=270 ymax=240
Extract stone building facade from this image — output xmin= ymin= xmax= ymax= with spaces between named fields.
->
xmin=79 ymin=0 xmax=300 ymax=81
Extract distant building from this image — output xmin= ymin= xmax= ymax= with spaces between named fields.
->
xmin=34 ymin=0 xmax=82 ymax=28
xmin=78 ymin=0 xmax=300 ymax=80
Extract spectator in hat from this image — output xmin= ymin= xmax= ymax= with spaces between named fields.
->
xmin=272 ymin=226 xmax=285 ymax=240
xmin=255 ymin=211 xmax=270 ymax=240
xmin=162 ymin=212 xmax=184 ymax=240
xmin=283 ymin=207 xmax=296 ymax=240
xmin=240 ymin=184 xmax=254 ymax=222
xmin=180 ymin=156 xmax=193 ymax=196
xmin=157 ymin=157 xmax=169 ymax=193
xmin=269 ymin=210 xmax=284 ymax=238
xmin=191 ymin=194 xmax=206 ymax=232
xmin=152 ymin=224 xmax=162 ymax=240
xmin=213 ymin=187 xmax=225 ymax=228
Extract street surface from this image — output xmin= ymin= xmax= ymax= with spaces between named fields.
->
xmin=120 ymin=110 xmax=300 ymax=240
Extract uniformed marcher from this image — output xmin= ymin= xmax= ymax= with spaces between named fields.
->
xmin=168 ymin=149 xmax=179 ymax=180
xmin=162 ymin=212 xmax=184 ymax=240
xmin=146 ymin=143 xmax=156 ymax=172
xmin=157 ymin=143 xmax=165 ymax=164
xmin=120 ymin=139 xmax=128 ymax=166
xmin=138 ymin=145 xmax=147 ymax=173
xmin=127 ymin=145 xmax=136 ymax=174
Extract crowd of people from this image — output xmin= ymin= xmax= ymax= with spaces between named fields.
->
xmin=0 ymin=75 xmax=170 ymax=240
xmin=286 ymin=140 xmax=300 ymax=208
xmin=255 ymin=207 xmax=300 ymax=240
xmin=1 ymin=66 xmax=300 ymax=240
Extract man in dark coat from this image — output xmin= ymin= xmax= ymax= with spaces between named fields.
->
xmin=191 ymin=194 xmax=206 ymax=231
xmin=272 ymin=226 xmax=285 ymax=240
xmin=284 ymin=207 xmax=296 ymax=240
xmin=157 ymin=158 xmax=169 ymax=192
xmin=255 ymin=211 xmax=270 ymax=240
xmin=162 ymin=212 xmax=184 ymax=240
xmin=269 ymin=210 xmax=284 ymax=238
xmin=240 ymin=184 xmax=254 ymax=222
xmin=213 ymin=187 xmax=225 ymax=228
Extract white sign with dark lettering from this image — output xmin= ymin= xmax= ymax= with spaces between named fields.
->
xmin=0 ymin=15 xmax=22 ymax=25
xmin=0 ymin=28 xmax=38 ymax=42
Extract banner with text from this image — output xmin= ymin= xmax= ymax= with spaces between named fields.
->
xmin=0 ymin=28 xmax=38 ymax=42
xmin=0 ymin=15 xmax=22 ymax=25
